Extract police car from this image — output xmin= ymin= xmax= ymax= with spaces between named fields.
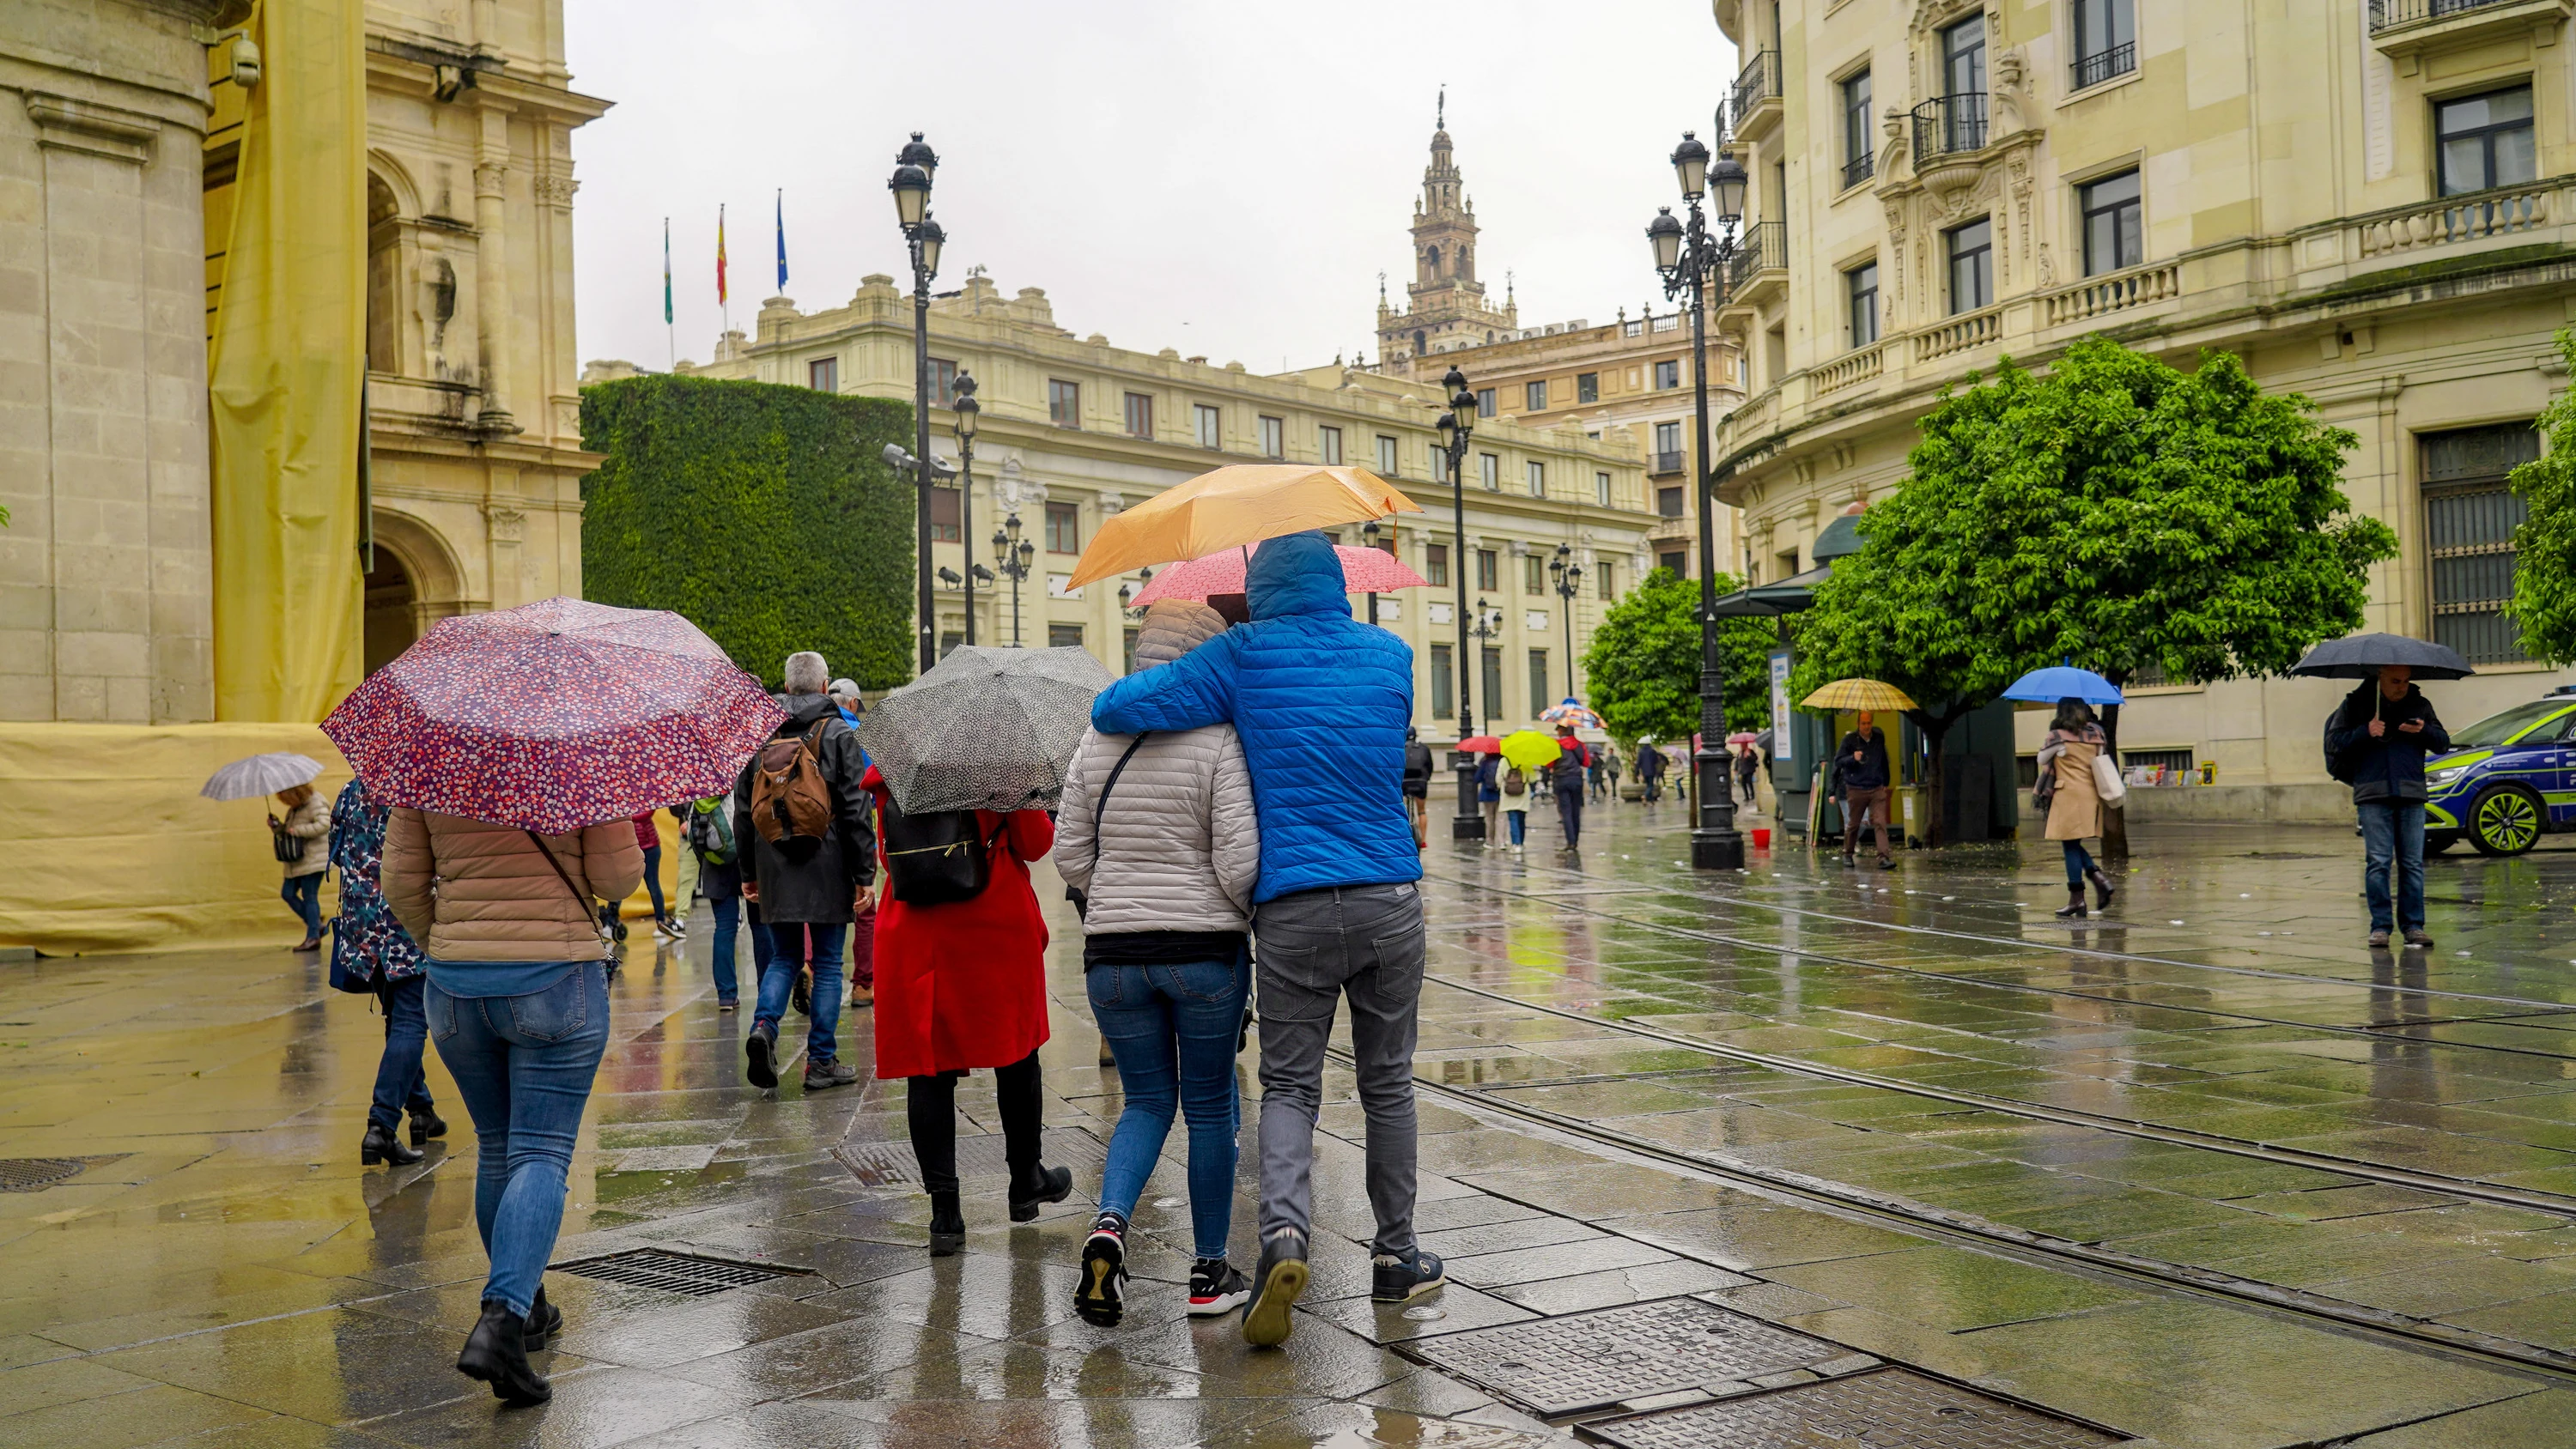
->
xmin=2425 ymin=685 xmax=2576 ymax=857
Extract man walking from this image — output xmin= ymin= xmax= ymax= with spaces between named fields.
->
xmin=1838 ymin=711 xmax=1895 ymax=869
xmin=736 ymin=651 xmax=877 ymax=1093
xmin=2327 ymin=664 xmax=2450 ymax=949
xmin=1552 ymin=725 xmax=1591 ymax=850
xmin=1636 ymin=739 xmax=1663 ymax=803
xmin=1091 ymin=531 xmax=1439 ymax=1348
xmin=1401 ymin=726 xmax=1433 ymax=850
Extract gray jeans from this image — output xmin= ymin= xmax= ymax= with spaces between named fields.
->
xmin=1252 ymin=881 xmax=1425 ymax=1258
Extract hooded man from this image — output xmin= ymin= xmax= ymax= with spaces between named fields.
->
xmin=1089 ymin=530 xmax=1439 ymax=1346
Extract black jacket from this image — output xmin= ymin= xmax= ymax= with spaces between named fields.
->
xmin=2327 ymin=682 xmax=2451 ymax=803
xmin=1402 ymin=741 xmax=1434 ymax=797
xmin=1837 ymin=729 xmax=1891 ymax=791
xmin=733 ymin=694 xmax=877 ymax=923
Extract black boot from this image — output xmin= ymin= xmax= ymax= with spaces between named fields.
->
xmin=928 ymin=1190 xmax=966 ymax=1257
xmin=2054 ymin=884 xmax=2088 ymax=919
xmin=457 ymin=1298 xmax=550 ymax=1406
xmin=2087 ymin=867 xmax=2116 ymax=910
xmin=410 ymin=1108 xmax=447 ymax=1147
xmin=1007 ymin=1162 xmax=1072 ymax=1223
xmin=361 ymin=1121 xmax=422 ymax=1167
xmin=523 ymin=1286 xmax=562 ymax=1350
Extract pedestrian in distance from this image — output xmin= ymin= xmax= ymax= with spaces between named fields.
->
xmin=1636 ymin=738 xmax=1664 ymax=803
xmin=2038 ymin=699 xmax=2117 ymax=919
xmin=1602 ymin=745 xmax=1623 ymax=803
xmin=1838 ymin=711 xmax=1896 ymax=870
xmin=1502 ymin=760 xmax=1530 ymax=849
xmin=328 ymin=775 xmax=444 ymax=1167
xmin=1054 ymin=599 xmax=1260 ymax=1327
xmin=2327 ymin=664 xmax=2451 ymax=949
xmin=381 ymin=803 xmax=643 ymax=1407
xmin=1477 ymin=751 xmax=1502 ymax=844
xmin=1402 ymin=726 xmax=1434 ymax=851
xmin=629 ymin=813 xmax=682 ymax=940
xmin=271 ymin=781 xmax=331 ymax=950
xmin=1553 ymin=724 xmax=1590 ymax=850
xmin=1736 ymin=740 xmax=1759 ymax=805
xmin=734 ymin=651 xmax=877 ymax=1094
xmin=863 ymin=765 xmax=1070 ymax=1256
xmin=1091 ymin=530 xmax=1443 ymax=1348
xmin=1585 ymin=745 xmax=1607 ymax=804
xmin=681 ymin=791 xmax=769 ymax=1010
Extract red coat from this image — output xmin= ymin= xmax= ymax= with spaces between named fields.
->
xmin=862 ymin=767 xmax=1054 ymax=1081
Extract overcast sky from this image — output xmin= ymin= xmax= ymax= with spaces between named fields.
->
xmin=564 ymin=1 xmax=1738 ymax=375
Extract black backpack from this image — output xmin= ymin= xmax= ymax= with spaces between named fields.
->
xmin=879 ymin=798 xmax=1005 ymax=906
xmin=2324 ymin=704 xmax=2362 ymax=785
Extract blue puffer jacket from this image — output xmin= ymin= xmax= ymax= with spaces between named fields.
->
xmin=1091 ymin=530 xmax=1419 ymax=903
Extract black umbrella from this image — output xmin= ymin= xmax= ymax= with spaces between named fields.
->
xmin=2290 ymin=633 xmax=2476 ymax=681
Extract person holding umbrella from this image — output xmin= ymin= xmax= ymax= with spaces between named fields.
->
xmin=271 ymin=783 xmax=331 ymax=949
xmin=2322 ymin=653 xmax=2457 ymax=948
xmin=2037 ymin=699 xmax=2116 ymax=918
xmin=330 ymin=775 xmax=442 ymax=1167
xmin=1552 ymin=724 xmax=1591 ymax=850
xmin=1636 ymin=737 xmax=1663 ymax=803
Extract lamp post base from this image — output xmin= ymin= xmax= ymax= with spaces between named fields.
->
xmin=1452 ymin=815 xmax=1487 ymax=841
xmin=1691 ymin=830 xmax=1744 ymax=870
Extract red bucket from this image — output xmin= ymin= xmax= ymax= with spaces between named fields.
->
xmin=1752 ymin=828 xmax=1771 ymax=850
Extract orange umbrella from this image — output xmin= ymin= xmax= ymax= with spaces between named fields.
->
xmin=1065 ymin=464 xmax=1422 ymax=589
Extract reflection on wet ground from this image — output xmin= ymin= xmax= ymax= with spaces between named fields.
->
xmin=2 ymin=809 xmax=2573 ymax=1444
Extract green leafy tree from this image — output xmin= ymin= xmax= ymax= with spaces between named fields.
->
xmin=2508 ymin=329 xmax=2576 ymax=662
xmin=1583 ymin=567 xmax=1773 ymax=750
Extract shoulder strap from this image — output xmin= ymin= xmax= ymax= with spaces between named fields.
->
xmin=525 ymin=830 xmax=591 ymax=912
xmin=1091 ymin=732 xmax=1154 ymax=869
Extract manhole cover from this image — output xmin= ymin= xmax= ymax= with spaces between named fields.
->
xmin=1590 ymin=1369 xmax=2124 ymax=1448
xmin=550 ymin=1248 xmax=811 ymax=1296
xmin=835 ymin=1126 xmax=1104 ymax=1188
xmin=1405 ymin=1295 xmax=1841 ymax=1416
xmin=0 ymin=1157 xmax=107 ymax=1191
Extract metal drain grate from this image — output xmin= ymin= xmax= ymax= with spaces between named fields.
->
xmin=1590 ymin=1369 xmax=2125 ymax=1448
xmin=1405 ymin=1295 xmax=1843 ymax=1416
xmin=550 ymin=1248 xmax=811 ymax=1296
xmin=0 ymin=1157 xmax=105 ymax=1192
xmin=835 ymin=1126 xmax=1106 ymax=1188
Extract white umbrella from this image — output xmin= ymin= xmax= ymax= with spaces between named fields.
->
xmin=201 ymin=752 xmax=324 ymax=801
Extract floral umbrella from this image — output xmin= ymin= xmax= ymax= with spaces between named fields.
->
xmin=321 ymin=597 xmax=786 ymax=834
xmin=1539 ymin=698 xmax=1604 ymax=731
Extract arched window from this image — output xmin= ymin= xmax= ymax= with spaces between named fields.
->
xmin=1425 ymin=245 xmax=1441 ymax=277
xmin=366 ymin=174 xmax=400 ymax=373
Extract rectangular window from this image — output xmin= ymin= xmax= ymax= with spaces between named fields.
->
xmin=1044 ymin=500 xmax=1080 ymax=555
xmin=1376 ymin=433 xmax=1398 ymax=473
xmin=1946 ymin=218 xmax=1994 ymax=313
xmin=1597 ymin=560 xmax=1616 ymax=599
xmin=1048 ymin=623 xmax=1084 ymax=649
xmin=1476 ymin=549 xmax=1499 ymax=591
xmin=939 ymin=630 xmax=963 ymax=659
xmin=1577 ymin=372 xmax=1599 ymax=403
xmin=1658 ymin=549 xmax=1687 ymax=576
xmin=1525 ymin=380 xmax=1547 ymax=411
xmin=2438 ymin=86 xmax=2536 ymax=197
xmin=1123 ymin=391 xmax=1154 ymax=439
xmin=1523 ymin=554 xmax=1546 ymax=596
xmin=930 ymin=358 xmax=959 ymax=407
xmin=1257 ymin=415 xmax=1285 ymax=458
xmin=1481 ymin=646 xmax=1504 ymax=725
xmin=1528 ymin=650 xmax=1550 ymax=718
xmin=1841 ymin=70 xmax=1874 ymax=187
xmin=808 ymin=355 xmax=838 ymax=391
xmin=1429 ymin=644 xmax=1455 ymax=718
xmin=1425 ymin=543 xmax=1449 ymax=587
xmin=929 ymin=485 xmax=960 ymax=543
xmin=1941 ymin=15 xmax=1986 ymax=97
xmin=1431 ymin=446 xmax=1449 ymax=483
xmin=2081 ymin=170 xmax=2143 ymax=276
xmin=1653 ymin=420 xmax=1684 ymax=476
xmin=1659 ymin=486 xmax=1685 ymax=518
xmin=1476 ymin=388 xmax=1497 ymax=417
xmin=1048 ymin=379 xmax=1080 ymax=427
xmin=1194 ymin=403 xmax=1223 ymax=449
xmin=1654 ymin=360 xmax=1680 ymax=390
xmin=1318 ymin=424 xmax=1343 ymax=465
xmin=1846 ymin=261 xmax=1880 ymax=346
xmin=1527 ymin=460 xmax=1546 ymax=497
xmin=2423 ymin=422 xmax=2540 ymax=665
xmin=1595 ymin=470 xmax=1612 ymax=506
xmin=1479 ymin=452 xmax=1500 ymax=491
xmin=2071 ymin=0 xmax=2136 ymax=90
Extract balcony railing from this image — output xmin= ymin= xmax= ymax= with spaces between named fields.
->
xmin=1730 ymin=50 xmax=1780 ymax=128
xmin=2354 ymin=179 xmax=2554 ymax=258
xmin=1808 ymin=343 xmax=1885 ymax=400
xmin=2071 ymin=41 xmax=2136 ymax=90
xmin=1914 ymin=304 xmax=2002 ymax=364
xmin=1842 ymin=150 xmax=1875 ymax=190
xmin=1722 ymin=221 xmax=1788 ymax=302
xmin=1652 ymin=451 xmax=1686 ymax=476
xmin=2370 ymin=0 xmax=2523 ymax=31
xmin=2042 ymin=259 xmax=2182 ymax=327
xmin=1911 ymin=93 xmax=1989 ymax=163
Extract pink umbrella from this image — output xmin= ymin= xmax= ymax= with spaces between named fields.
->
xmin=322 ymin=597 xmax=787 ymax=834
xmin=1128 ymin=541 xmax=1426 ymax=605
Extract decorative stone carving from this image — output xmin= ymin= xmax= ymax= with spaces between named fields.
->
xmin=1992 ymin=48 xmax=2027 ymax=133
xmin=484 ymin=506 xmax=526 ymax=543
xmin=1877 ymin=106 xmax=1910 ymax=179
xmin=532 ymin=173 xmax=577 ymax=205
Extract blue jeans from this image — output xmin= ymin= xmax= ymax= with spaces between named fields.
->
xmin=1086 ymin=955 xmax=1249 ymax=1259
xmin=2358 ymin=799 xmax=2427 ymax=933
xmin=1506 ymin=809 xmax=1527 ymax=845
xmin=283 ymin=873 xmax=323 ymax=937
xmin=641 ymin=844 xmax=667 ymax=920
xmin=368 ymin=976 xmax=435 ymax=1132
xmin=706 ymin=897 xmax=775 ymax=1003
xmin=755 ymin=920 xmax=843 ymax=1064
xmin=427 ymin=962 xmax=610 ymax=1318
xmin=2063 ymin=840 xmax=2096 ymax=885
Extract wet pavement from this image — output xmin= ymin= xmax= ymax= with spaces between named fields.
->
xmin=5 ymin=804 xmax=2576 ymax=1446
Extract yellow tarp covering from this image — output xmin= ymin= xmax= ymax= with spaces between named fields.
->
xmin=208 ymin=0 xmax=366 ymax=723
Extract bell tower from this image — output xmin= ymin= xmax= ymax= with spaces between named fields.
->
xmin=1377 ymin=89 xmax=1517 ymax=368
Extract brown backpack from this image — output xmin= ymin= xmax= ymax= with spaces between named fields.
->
xmin=749 ymin=729 xmax=835 ymax=856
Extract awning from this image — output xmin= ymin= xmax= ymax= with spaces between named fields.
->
xmin=1710 ymin=563 xmax=1832 ymax=617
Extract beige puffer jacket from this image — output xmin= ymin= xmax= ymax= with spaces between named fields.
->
xmin=380 ymin=809 xmax=645 ymax=962
xmin=1054 ymin=601 xmax=1259 ymax=937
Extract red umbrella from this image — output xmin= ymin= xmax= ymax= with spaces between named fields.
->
xmin=1457 ymin=736 xmax=1504 ymax=754
xmin=1129 ymin=541 xmax=1426 ymax=604
xmin=322 ymin=597 xmax=787 ymax=834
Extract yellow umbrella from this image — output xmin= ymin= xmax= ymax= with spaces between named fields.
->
xmin=1499 ymin=730 xmax=1564 ymax=771
xmin=1066 ymin=464 xmax=1423 ymax=588
xmin=1800 ymin=677 xmax=1917 ymax=712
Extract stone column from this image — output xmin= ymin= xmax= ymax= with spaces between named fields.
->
xmin=471 ymin=110 xmax=514 ymax=433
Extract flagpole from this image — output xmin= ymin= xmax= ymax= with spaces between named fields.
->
xmin=717 ymin=203 xmax=730 ymax=339
xmin=663 ymin=216 xmax=674 ymax=370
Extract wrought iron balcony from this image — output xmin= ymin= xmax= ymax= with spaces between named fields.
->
xmin=1730 ymin=50 xmax=1782 ymax=142
xmin=2071 ymin=41 xmax=2136 ymax=90
xmin=1722 ymin=221 xmax=1788 ymax=306
xmin=1842 ymin=149 xmax=1875 ymax=190
xmin=1911 ymin=93 xmax=1989 ymax=164
xmin=2371 ymin=0 xmax=2526 ymax=29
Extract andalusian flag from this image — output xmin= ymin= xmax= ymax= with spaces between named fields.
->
xmin=661 ymin=217 xmax=672 ymax=324
xmin=715 ymin=203 xmax=727 ymax=306
xmin=775 ymin=190 xmax=788 ymax=293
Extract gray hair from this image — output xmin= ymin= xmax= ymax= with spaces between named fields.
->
xmin=782 ymin=651 xmax=829 ymax=694
xmin=1132 ymin=599 xmax=1228 ymax=670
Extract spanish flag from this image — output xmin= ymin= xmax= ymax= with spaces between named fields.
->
xmin=715 ymin=203 xmax=727 ymax=306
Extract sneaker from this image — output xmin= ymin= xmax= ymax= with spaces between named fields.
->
xmin=2403 ymin=928 xmax=2435 ymax=949
xmin=1073 ymin=1218 xmax=1127 ymax=1327
xmin=744 ymin=1020 xmax=779 ymax=1089
xmin=1877 ymin=857 xmax=1896 ymax=870
xmin=802 ymin=1058 xmax=858 ymax=1092
xmin=1241 ymin=1232 xmax=1309 ymax=1348
xmin=1188 ymin=1258 xmax=1250 ymax=1317
xmin=717 ymin=997 xmax=739 ymax=1012
xmin=652 ymin=917 xmax=679 ymax=940
xmin=665 ymin=916 xmax=687 ymax=937
xmin=1841 ymin=855 xmax=1857 ymax=869
xmin=1371 ymin=1248 xmax=1446 ymax=1303
xmin=2367 ymin=930 xmax=2391 ymax=948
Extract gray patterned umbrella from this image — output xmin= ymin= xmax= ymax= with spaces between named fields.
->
xmin=855 ymin=646 xmax=1117 ymax=815
xmin=201 ymin=752 xmax=324 ymax=801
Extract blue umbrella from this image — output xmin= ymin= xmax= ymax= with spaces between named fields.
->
xmin=2002 ymin=665 xmax=2123 ymax=706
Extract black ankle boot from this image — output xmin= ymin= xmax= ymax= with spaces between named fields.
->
xmin=410 ymin=1108 xmax=447 ymax=1147
xmin=523 ymin=1286 xmax=562 ymax=1350
xmin=361 ymin=1121 xmax=422 ymax=1167
xmin=928 ymin=1190 xmax=966 ymax=1257
xmin=457 ymin=1299 xmax=550 ymax=1406
xmin=1007 ymin=1163 xmax=1072 ymax=1222
xmin=2054 ymin=884 xmax=2088 ymax=919
xmin=2087 ymin=867 xmax=2116 ymax=910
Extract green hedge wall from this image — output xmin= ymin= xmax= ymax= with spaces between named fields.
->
xmin=580 ymin=375 xmax=914 ymax=690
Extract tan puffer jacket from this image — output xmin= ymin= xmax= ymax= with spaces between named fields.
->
xmin=380 ymin=809 xmax=645 ymax=963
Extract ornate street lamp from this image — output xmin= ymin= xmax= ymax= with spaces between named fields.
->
xmin=1437 ymin=364 xmax=1484 ymax=841
xmin=953 ymin=371 xmax=980 ymax=646
xmin=1548 ymin=542 xmax=1584 ymax=701
xmin=1649 ymin=130 xmax=1749 ymax=870
xmin=992 ymin=513 xmax=1036 ymax=647
xmin=889 ymin=132 xmax=944 ymax=672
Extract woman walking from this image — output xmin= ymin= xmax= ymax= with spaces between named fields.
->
xmin=865 ymin=765 xmax=1070 ymax=1256
xmin=2038 ymin=700 xmax=2117 ymax=919
xmin=1053 ymin=601 xmax=1259 ymax=1326
xmin=1477 ymin=753 xmax=1501 ymax=844
xmin=382 ymin=809 xmax=641 ymax=1407
xmin=330 ymin=777 xmax=443 ymax=1167
xmin=273 ymin=783 xmax=331 ymax=950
